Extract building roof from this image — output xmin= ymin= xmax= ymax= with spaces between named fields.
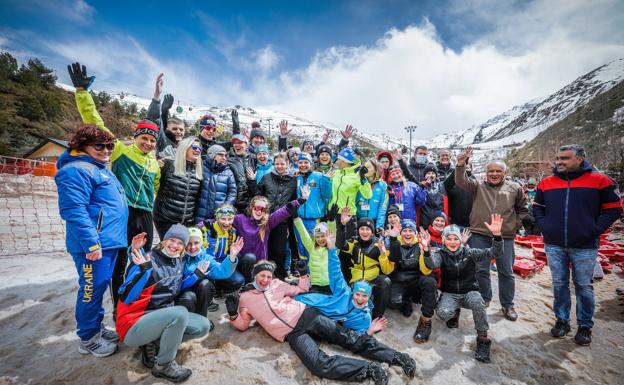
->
xmin=23 ymin=138 xmax=69 ymax=158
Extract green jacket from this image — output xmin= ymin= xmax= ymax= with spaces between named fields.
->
xmin=329 ymin=163 xmax=372 ymax=215
xmin=294 ymin=218 xmax=336 ymax=287
xmin=76 ymin=90 xmax=160 ymax=212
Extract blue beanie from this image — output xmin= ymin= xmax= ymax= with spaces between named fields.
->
xmin=338 ymin=147 xmax=356 ymax=164
xmin=255 ymin=144 xmax=269 ymax=154
xmin=400 ymin=219 xmax=417 ymax=232
xmin=298 ymin=152 xmax=313 ymax=164
xmin=353 ymin=280 xmax=372 ymax=296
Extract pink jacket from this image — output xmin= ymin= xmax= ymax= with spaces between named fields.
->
xmin=230 ymin=277 xmax=310 ymax=342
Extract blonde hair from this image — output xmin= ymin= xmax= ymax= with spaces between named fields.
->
xmin=365 ymin=158 xmax=383 ymax=182
xmin=246 ymin=196 xmax=270 ymax=240
xmin=174 ymin=137 xmax=202 ymax=180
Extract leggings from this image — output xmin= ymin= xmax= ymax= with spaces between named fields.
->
xmin=124 ymin=306 xmax=210 ymax=365
xmin=286 ymin=307 xmax=396 ymax=381
xmin=268 ymin=222 xmax=290 ymax=279
xmin=176 ymin=279 xmax=215 ymax=317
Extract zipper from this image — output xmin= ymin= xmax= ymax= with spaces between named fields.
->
xmin=564 ymin=177 xmax=570 ymax=247
xmin=134 ymin=154 xmax=149 ymax=207
xmin=182 ymin=171 xmax=190 ymax=222
xmin=262 ymin=291 xmax=295 ymax=329
xmin=456 ymin=258 xmax=460 ymax=293
xmin=96 ymin=208 xmax=103 ymax=232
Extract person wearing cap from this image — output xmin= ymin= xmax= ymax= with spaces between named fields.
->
xmin=196 ymin=144 xmax=237 ymax=223
xmin=228 ymin=133 xmax=256 ymax=212
xmin=153 ymin=137 xmax=203 ymax=239
xmin=225 ymin=249 xmax=416 ymax=384
xmin=253 ymin=144 xmax=273 ymax=183
xmin=287 ymin=146 xmax=302 ymax=173
xmin=337 ymin=212 xmax=393 ymax=319
xmin=427 ymin=211 xmax=448 ymax=249
xmin=178 ymin=227 xmax=244 ymax=319
xmin=248 ymin=121 xmax=266 ymax=152
xmin=315 ymin=143 xmax=334 ymax=174
xmin=387 ymin=165 xmax=426 ymax=222
xmin=422 ymin=215 xmax=504 ymax=363
xmin=386 ymin=219 xmax=438 ymax=343
xmin=356 ymin=158 xmax=389 ymax=235
xmin=69 ymin=62 xmax=161 ymax=314
xmin=116 ymin=225 xmax=214 ymax=382
xmin=294 ymin=151 xmax=333 ymax=263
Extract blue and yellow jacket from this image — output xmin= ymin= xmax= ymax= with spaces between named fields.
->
xmin=75 ymin=90 xmax=160 ymax=212
xmin=55 ymin=151 xmax=128 ymax=254
xmin=533 ymin=161 xmax=622 ymax=249
xmin=297 ymin=170 xmax=332 ymax=219
xmin=116 ymin=248 xmax=202 ymax=341
xmin=206 ymin=222 xmax=239 ymax=263
xmin=183 ymin=247 xmax=238 ymax=280
xmin=356 ymin=180 xmax=389 ymax=230
xmin=296 ymin=248 xmax=372 ymax=334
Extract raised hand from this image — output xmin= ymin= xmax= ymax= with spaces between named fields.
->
xmin=299 ymin=185 xmax=311 ymax=201
xmin=391 ymin=149 xmax=403 ymax=161
xmin=131 ymin=248 xmax=151 ymax=265
xmin=340 ymin=206 xmax=352 ymax=225
xmin=326 ymin=229 xmax=336 ymax=249
xmin=385 ymin=222 xmax=401 ymax=238
xmin=326 ymin=204 xmax=339 ymax=222
xmin=325 ymin=170 xmax=335 ymax=178
xmin=246 ymin=167 xmax=256 ymax=181
xmin=418 ymin=227 xmax=430 ymax=250
xmin=484 ymin=213 xmax=503 ymax=236
xmin=376 ymin=239 xmax=387 ymax=255
xmin=461 ymin=228 xmax=472 ymax=245
xmin=341 ymin=125 xmax=354 ymax=139
xmin=153 ymin=73 xmax=164 ymax=100
xmin=367 ymin=317 xmax=388 ymax=335
xmin=130 ymin=232 xmax=148 ymax=251
xmin=197 ymin=260 xmax=211 ymax=274
xmin=230 ymin=236 xmax=245 ymax=260
xmin=162 ymin=94 xmax=174 ymax=112
xmin=456 ymin=146 xmax=473 ymax=166
xmin=67 ymin=62 xmax=95 ymax=90
xmin=279 ymin=120 xmax=292 ymax=136
xmin=231 ymin=109 xmax=239 ymax=124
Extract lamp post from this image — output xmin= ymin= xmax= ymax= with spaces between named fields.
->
xmin=404 ymin=125 xmax=417 ymax=156
xmin=267 ymin=118 xmax=273 ymax=138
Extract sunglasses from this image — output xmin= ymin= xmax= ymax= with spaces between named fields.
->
xmin=200 ymin=123 xmax=216 ymax=130
xmin=253 ymin=205 xmax=267 ymax=213
xmin=191 ymin=145 xmax=202 ymax=152
xmin=91 ymin=143 xmax=115 ymax=151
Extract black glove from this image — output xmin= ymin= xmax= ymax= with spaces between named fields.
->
xmin=295 ymin=260 xmax=308 ymax=276
xmin=287 ymin=202 xmax=299 ymax=218
xmin=326 ymin=204 xmax=339 ymax=222
xmin=231 ymin=110 xmax=239 ymax=132
xmin=358 ymin=165 xmax=368 ymax=180
xmin=162 ymin=94 xmax=174 ymax=113
xmin=67 ymin=62 xmax=95 ymax=90
xmin=225 ymin=293 xmax=239 ymax=317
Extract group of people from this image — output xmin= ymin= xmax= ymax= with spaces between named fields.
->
xmin=54 ymin=62 xmax=623 ymax=383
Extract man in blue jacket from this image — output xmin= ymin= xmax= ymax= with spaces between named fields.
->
xmin=533 ymin=144 xmax=622 ymax=346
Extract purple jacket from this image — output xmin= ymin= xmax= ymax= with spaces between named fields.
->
xmin=233 ymin=200 xmax=299 ymax=261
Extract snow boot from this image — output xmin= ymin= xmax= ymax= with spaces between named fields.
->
xmin=446 ymin=309 xmax=461 ymax=329
xmin=207 ymin=302 xmax=220 ymax=312
xmin=413 ymin=316 xmax=432 ymax=343
xmin=366 ymin=362 xmax=388 ymax=385
xmin=400 ymin=302 xmax=413 ymax=317
xmin=574 ymin=327 xmax=592 ymax=346
xmin=152 ymin=360 xmax=192 ymax=383
xmin=141 ymin=340 xmax=160 ymax=369
xmin=550 ymin=319 xmax=571 ymax=338
xmin=475 ymin=336 xmax=491 ymax=363
xmin=392 ymin=352 xmax=416 ymax=377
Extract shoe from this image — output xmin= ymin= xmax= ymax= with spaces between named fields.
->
xmin=207 ymin=302 xmax=220 ymax=312
xmin=392 ymin=352 xmax=416 ymax=377
xmin=100 ymin=327 xmax=119 ymax=343
xmin=502 ymin=306 xmax=518 ymax=321
xmin=550 ymin=319 xmax=571 ymax=338
xmin=574 ymin=327 xmax=592 ymax=346
xmin=446 ymin=309 xmax=460 ymax=329
xmin=141 ymin=340 xmax=159 ymax=368
xmin=152 ymin=360 xmax=192 ymax=383
xmin=474 ymin=336 xmax=491 ymax=363
xmin=413 ymin=316 xmax=432 ymax=343
xmin=366 ymin=362 xmax=388 ymax=385
xmin=400 ymin=302 xmax=413 ymax=317
xmin=78 ymin=331 xmax=117 ymax=357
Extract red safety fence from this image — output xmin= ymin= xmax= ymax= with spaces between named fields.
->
xmin=0 ymin=155 xmax=58 ymax=177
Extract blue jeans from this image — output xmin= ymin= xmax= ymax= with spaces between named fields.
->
xmin=469 ymin=233 xmax=515 ymax=307
xmin=71 ymin=249 xmax=119 ymax=340
xmin=545 ymin=244 xmax=597 ymax=328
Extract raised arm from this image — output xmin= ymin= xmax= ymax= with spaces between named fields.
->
xmin=454 ymin=147 xmax=478 ymax=193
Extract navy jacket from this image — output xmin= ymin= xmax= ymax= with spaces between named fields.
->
xmin=533 ymin=161 xmax=622 ymax=249
xmin=196 ymin=156 xmax=237 ymax=223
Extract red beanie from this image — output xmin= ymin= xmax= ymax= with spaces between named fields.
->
xmin=134 ymin=120 xmax=159 ymax=139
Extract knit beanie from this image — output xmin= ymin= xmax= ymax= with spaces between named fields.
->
xmin=376 ymin=151 xmax=392 ymax=162
xmin=188 ymin=227 xmax=203 ymax=241
xmin=353 ymin=280 xmax=372 ymax=296
xmin=357 ymin=217 xmax=375 ymax=233
xmin=164 ymin=223 xmax=190 ymax=245
xmin=207 ymin=145 xmax=227 ymax=159
xmin=424 ymin=163 xmax=438 ymax=176
xmin=199 ymin=116 xmax=216 ymax=129
xmin=316 ymin=144 xmax=332 ymax=157
xmin=442 ymin=224 xmax=462 ymax=240
xmin=298 ymin=152 xmax=313 ymax=164
xmin=400 ymin=219 xmax=417 ymax=232
xmin=252 ymin=261 xmax=276 ymax=277
xmin=251 ymin=121 xmax=261 ymax=128
xmin=134 ymin=120 xmax=159 ymax=139
xmin=250 ymin=128 xmax=266 ymax=140
xmin=302 ymin=139 xmax=315 ymax=149
xmin=255 ymin=144 xmax=269 ymax=155
xmin=313 ymin=222 xmax=329 ymax=236
xmin=386 ymin=204 xmax=401 ymax=218
xmin=337 ymin=147 xmax=356 ymax=164
xmin=433 ymin=211 xmax=447 ymax=224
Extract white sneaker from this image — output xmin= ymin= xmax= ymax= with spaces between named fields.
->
xmin=78 ymin=331 xmax=117 ymax=357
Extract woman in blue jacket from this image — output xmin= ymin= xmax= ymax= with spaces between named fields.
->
xmin=387 ymin=165 xmax=426 ymax=221
xmin=356 ymin=158 xmax=388 ymax=234
xmin=55 ymin=124 xmax=129 ymax=358
xmin=196 ymin=145 xmax=237 ymax=223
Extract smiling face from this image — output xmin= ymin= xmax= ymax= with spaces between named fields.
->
xmin=217 ymin=215 xmax=234 ymax=230
xmin=232 ymin=140 xmax=247 ymax=155
xmin=353 ymin=291 xmax=369 ymax=307
xmin=401 ymin=228 xmax=416 ymax=243
xmin=556 ymin=149 xmax=584 ymax=173
xmin=486 ymin=163 xmax=505 ymax=185
xmin=303 ymin=143 xmax=315 ymax=153
xmin=438 ymin=150 xmax=450 ymax=165
xmin=168 ymin=122 xmax=185 ymax=142
xmin=135 ymin=134 xmax=157 ymax=153
xmin=358 ymin=226 xmax=373 ymax=241
xmin=186 ymin=238 xmax=202 ymax=255
xmin=251 ymin=136 xmax=264 ymax=147
xmin=387 ymin=213 xmax=400 ymax=227
xmin=255 ymin=270 xmax=273 ymax=289
xmin=200 ymin=124 xmax=216 ymax=140
xmin=379 ymin=157 xmax=390 ymax=169
xmin=274 ymin=157 xmax=288 ymax=175
xmin=425 ymin=171 xmax=437 ymax=183
xmin=390 ymin=169 xmax=403 ymax=182
xmin=163 ymin=237 xmax=185 ymax=257
xmin=257 ymin=152 xmax=269 ymax=164
xmin=251 ymin=201 xmax=268 ymax=220
xmin=432 ymin=216 xmax=446 ymax=230
xmin=298 ymin=159 xmax=311 ymax=173
xmin=84 ymin=143 xmax=113 ymax=163
xmin=318 ymin=152 xmax=331 ymax=165
xmin=186 ymin=140 xmax=201 ymax=162
xmin=315 ymin=233 xmax=328 ymax=247
xmin=444 ymin=234 xmax=461 ymax=252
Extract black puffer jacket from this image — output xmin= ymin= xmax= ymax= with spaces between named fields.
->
xmin=153 ymin=159 xmax=201 ymax=225
xmin=435 ymin=162 xmax=453 ymax=183
xmin=227 ymin=148 xmax=256 ymax=210
xmin=257 ymin=170 xmax=297 ymax=213
xmin=419 ymin=182 xmax=446 ymax=229
xmin=443 ymin=169 xmax=473 ymax=227
xmin=388 ymin=237 xmax=422 ymax=283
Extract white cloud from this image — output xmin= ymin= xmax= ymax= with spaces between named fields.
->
xmin=254 ymin=45 xmax=279 ymax=72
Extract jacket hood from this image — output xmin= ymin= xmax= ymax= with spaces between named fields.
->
xmin=205 ymin=155 xmax=227 ymax=172
xmin=552 ymin=160 xmax=594 ymax=180
xmin=56 ymin=149 xmax=107 ymax=169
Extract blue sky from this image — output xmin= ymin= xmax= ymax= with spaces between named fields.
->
xmin=1 ymin=0 xmax=623 ymax=138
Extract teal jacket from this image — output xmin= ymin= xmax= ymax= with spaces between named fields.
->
xmin=356 ymin=180 xmax=388 ymax=230
xmin=297 ymin=170 xmax=332 ymax=219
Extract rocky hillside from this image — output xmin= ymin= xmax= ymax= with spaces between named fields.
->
xmin=506 ymin=79 xmax=624 ymax=179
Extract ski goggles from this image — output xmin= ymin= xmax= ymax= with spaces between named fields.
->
xmin=215 ymin=206 xmax=236 ymax=218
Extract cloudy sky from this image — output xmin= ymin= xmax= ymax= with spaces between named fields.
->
xmin=1 ymin=0 xmax=623 ymax=140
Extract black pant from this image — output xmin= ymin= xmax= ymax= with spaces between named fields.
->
xmin=154 ymin=218 xmax=177 ymax=241
xmin=370 ymin=275 xmax=391 ymax=319
xmin=176 ymin=279 xmax=215 ymax=317
xmin=111 ymin=207 xmax=154 ymax=311
xmin=336 ymin=218 xmax=356 ymax=282
xmin=268 ymin=221 xmax=290 ymax=279
xmin=286 ymin=307 xmax=396 ymax=382
xmin=389 ymin=274 xmax=437 ymax=318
